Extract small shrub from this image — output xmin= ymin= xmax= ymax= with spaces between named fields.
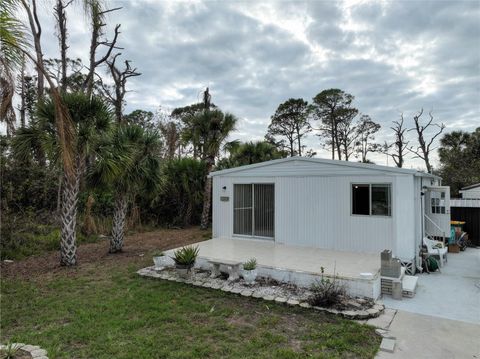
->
xmin=172 ymin=245 xmax=199 ymax=268
xmin=0 ymin=343 xmax=20 ymax=359
xmin=308 ymin=267 xmax=346 ymax=308
xmin=243 ymin=258 xmax=257 ymax=271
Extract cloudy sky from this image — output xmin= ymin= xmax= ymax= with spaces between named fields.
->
xmin=18 ymin=0 xmax=480 ymax=168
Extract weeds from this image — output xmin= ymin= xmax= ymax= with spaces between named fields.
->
xmin=308 ymin=266 xmax=346 ymax=308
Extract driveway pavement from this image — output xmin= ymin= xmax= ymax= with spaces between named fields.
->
xmin=374 ymin=248 xmax=480 ymax=358
xmin=383 ymin=248 xmax=480 ymax=324
xmin=376 ymin=310 xmax=480 ymax=359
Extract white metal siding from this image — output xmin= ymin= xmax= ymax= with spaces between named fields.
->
xmin=214 ymin=174 xmax=418 ymax=254
xmin=451 ymin=198 xmax=480 ymax=207
xmin=460 ymin=188 xmax=480 ymax=199
xmin=275 ymin=176 xmax=396 ymax=253
xmin=413 ymin=176 xmax=424 ymax=260
xmin=394 ymin=176 xmax=416 ymax=260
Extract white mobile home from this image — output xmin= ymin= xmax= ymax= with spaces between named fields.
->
xmin=210 ymin=157 xmax=449 ymax=269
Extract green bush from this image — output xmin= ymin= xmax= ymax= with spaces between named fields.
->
xmin=172 ymin=245 xmax=199 ymax=267
xmin=243 ymin=258 xmax=257 ymax=270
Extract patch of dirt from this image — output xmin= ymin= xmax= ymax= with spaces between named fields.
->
xmin=1 ymin=227 xmax=209 ymax=280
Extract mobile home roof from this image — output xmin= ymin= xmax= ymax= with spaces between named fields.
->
xmin=209 ymin=157 xmax=440 ymax=179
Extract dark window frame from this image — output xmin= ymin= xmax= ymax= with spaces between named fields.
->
xmin=351 ymin=183 xmax=392 ymax=217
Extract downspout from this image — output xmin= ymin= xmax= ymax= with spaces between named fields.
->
xmin=421 ymin=177 xmax=424 ymax=240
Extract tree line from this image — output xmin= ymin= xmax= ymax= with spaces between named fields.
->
xmin=0 ymin=0 xmax=236 ymax=265
xmin=263 ymin=89 xmax=451 ymax=173
xmin=1 ymin=0 xmax=478 ymax=267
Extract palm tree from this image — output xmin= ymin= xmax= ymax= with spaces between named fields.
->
xmin=1 ymin=0 xmax=76 ymax=196
xmin=187 ymin=109 xmax=236 ymax=230
xmin=91 ymin=125 xmax=162 ymax=253
xmin=1 ymin=0 xmax=28 ymax=133
xmin=14 ymin=92 xmax=113 ymax=265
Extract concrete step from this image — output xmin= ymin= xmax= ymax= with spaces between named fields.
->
xmin=402 ymin=275 xmax=418 ymax=298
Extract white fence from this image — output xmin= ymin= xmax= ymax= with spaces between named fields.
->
xmin=450 ymin=198 xmax=480 ymax=208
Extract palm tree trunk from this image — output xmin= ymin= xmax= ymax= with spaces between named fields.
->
xmin=200 ymin=161 xmax=214 ymax=230
xmin=60 ymin=169 xmax=80 ymax=266
xmin=110 ymin=193 xmax=128 ymax=253
xmin=184 ymin=198 xmax=193 ymax=227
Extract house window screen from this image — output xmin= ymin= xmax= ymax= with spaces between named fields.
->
xmin=352 ymin=183 xmax=391 ymax=216
xmin=372 ymin=185 xmax=391 ymax=216
xmin=234 ymin=184 xmax=274 ymax=238
xmin=233 ymin=184 xmax=252 ymax=235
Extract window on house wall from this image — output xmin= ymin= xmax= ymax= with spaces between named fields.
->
xmin=431 ymin=191 xmax=446 ymax=214
xmin=352 ymin=184 xmax=391 ymax=216
xmin=233 ymin=183 xmax=274 ymax=238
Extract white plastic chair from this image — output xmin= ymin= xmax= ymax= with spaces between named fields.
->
xmin=423 ymin=237 xmax=448 ymax=267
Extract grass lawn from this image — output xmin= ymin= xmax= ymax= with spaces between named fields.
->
xmin=1 ymin=231 xmax=380 ymax=358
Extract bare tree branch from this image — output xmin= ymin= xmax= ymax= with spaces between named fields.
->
xmin=99 ymin=54 xmax=141 ymax=123
xmin=407 ymin=109 xmax=445 ymax=173
xmin=82 ymin=3 xmax=123 ymax=97
xmin=388 ymin=113 xmax=409 ymax=167
xmin=21 ymin=0 xmax=44 ymax=98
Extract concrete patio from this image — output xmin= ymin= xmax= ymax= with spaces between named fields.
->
xmin=166 ymin=237 xmax=381 ymax=298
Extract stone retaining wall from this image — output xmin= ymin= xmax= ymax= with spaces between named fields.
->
xmin=138 ymin=266 xmax=385 ymax=320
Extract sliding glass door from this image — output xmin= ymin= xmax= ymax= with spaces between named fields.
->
xmin=234 ymin=184 xmax=274 ymax=239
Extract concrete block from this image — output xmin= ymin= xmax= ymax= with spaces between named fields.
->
xmin=392 ymin=281 xmax=403 ymax=300
xmin=380 ymin=338 xmax=395 ymax=353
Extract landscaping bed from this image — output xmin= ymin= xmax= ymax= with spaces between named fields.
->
xmin=139 ymin=266 xmax=384 ymax=320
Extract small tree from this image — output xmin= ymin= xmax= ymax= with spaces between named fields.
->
xmin=15 ymin=93 xmax=113 ymax=265
xmin=217 ymin=140 xmax=286 ymax=169
xmin=355 ymin=115 xmax=381 ymax=163
xmin=337 ymin=115 xmax=358 ymax=161
xmin=438 ymin=128 xmax=480 ymax=196
xmin=91 ymin=125 xmax=162 ymax=253
xmin=82 ymin=1 xmax=122 ymax=97
xmin=100 ymin=54 xmax=141 ymax=123
xmin=312 ymin=89 xmax=357 ymax=160
xmin=408 ymin=109 xmax=445 ymax=173
xmin=389 ymin=114 xmax=409 ymax=168
xmin=267 ymin=98 xmax=312 ymax=157
xmin=196 ymin=109 xmax=237 ymax=230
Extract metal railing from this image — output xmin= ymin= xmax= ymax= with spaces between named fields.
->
xmin=424 ymin=214 xmax=446 ymax=241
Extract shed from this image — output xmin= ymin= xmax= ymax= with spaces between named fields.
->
xmin=210 ymin=157 xmax=445 ymax=266
xmin=459 ymin=183 xmax=480 ymax=199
